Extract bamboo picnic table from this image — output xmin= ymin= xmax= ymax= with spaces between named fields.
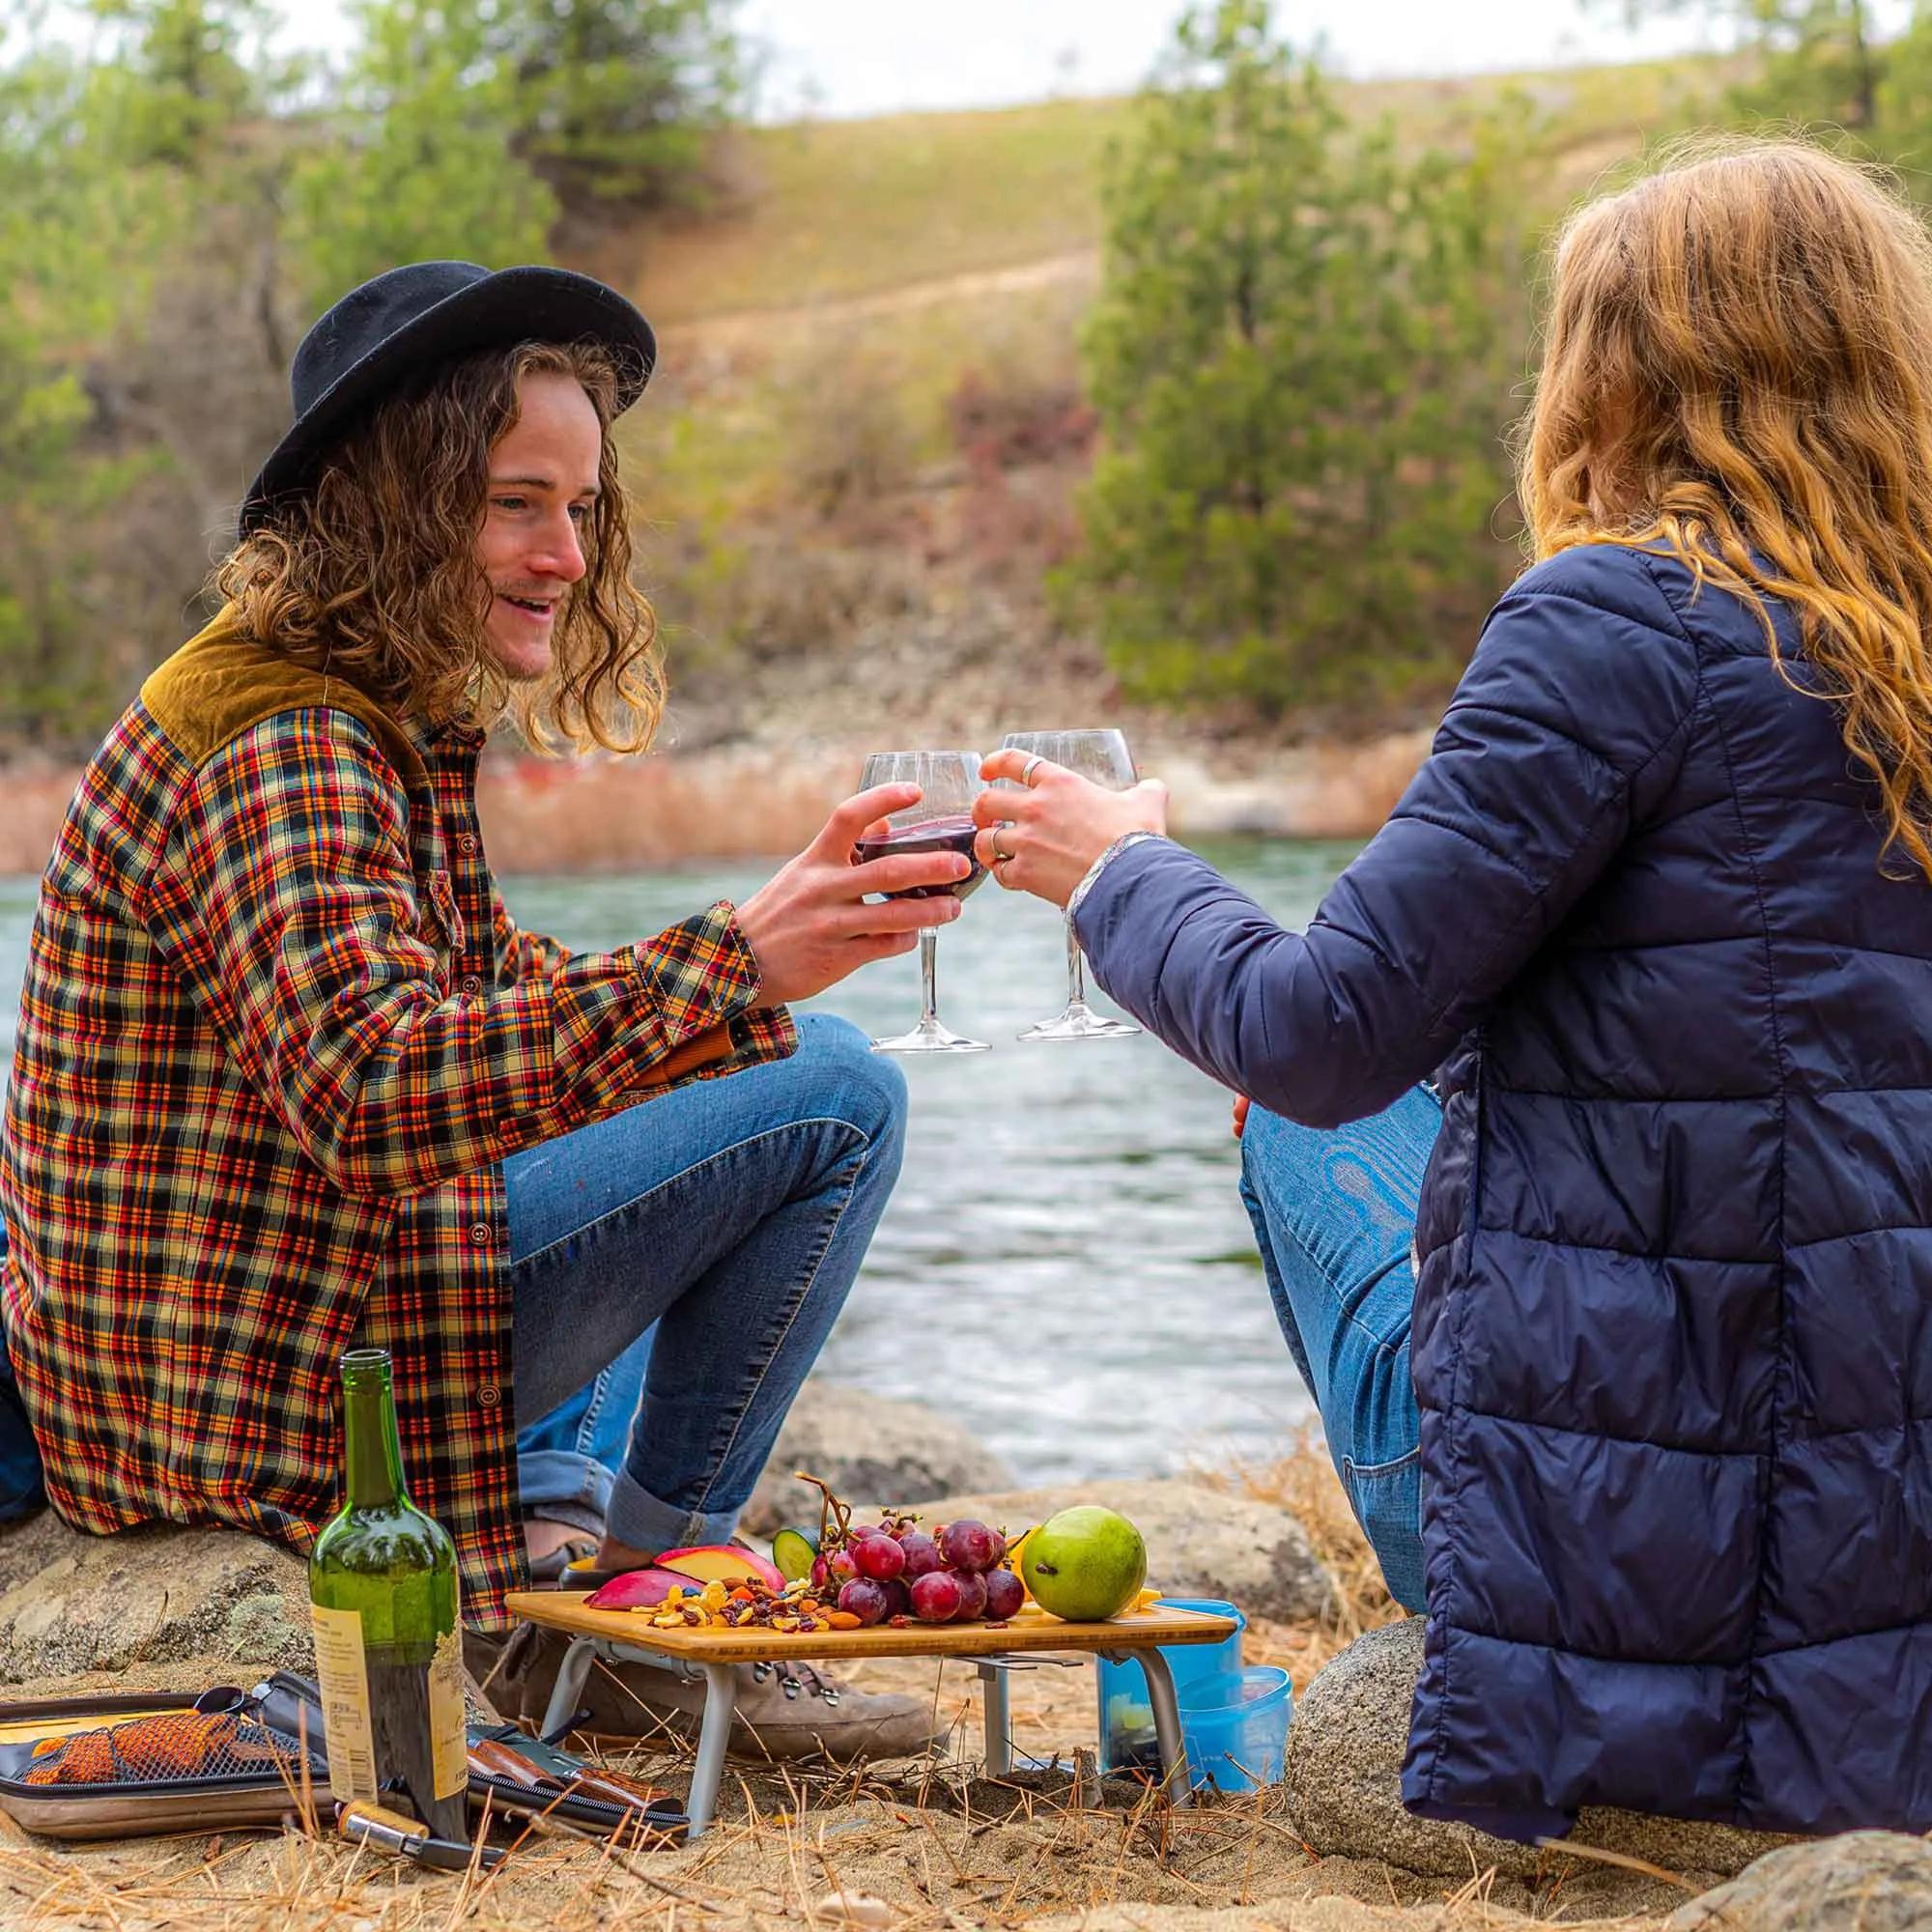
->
xmin=503 ymin=1592 xmax=1239 ymax=1835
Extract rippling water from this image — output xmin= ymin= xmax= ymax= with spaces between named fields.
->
xmin=0 ymin=838 xmax=1358 ymax=1485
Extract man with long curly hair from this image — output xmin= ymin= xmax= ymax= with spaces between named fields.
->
xmin=0 ymin=262 xmax=970 ymax=1760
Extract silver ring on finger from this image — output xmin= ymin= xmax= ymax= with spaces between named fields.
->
xmin=990 ymin=834 xmax=1015 ymax=865
xmin=1020 ymin=755 xmax=1044 ymax=786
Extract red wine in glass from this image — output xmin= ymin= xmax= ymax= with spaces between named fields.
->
xmin=857 ymin=750 xmax=989 ymax=1054
xmin=850 ymin=815 xmax=987 ymax=900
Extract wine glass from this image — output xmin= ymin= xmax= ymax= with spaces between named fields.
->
xmin=1000 ymin=728 xmax=1144 ymax=1043
xmin=856 ymin=750 xmax=990 ymax=1055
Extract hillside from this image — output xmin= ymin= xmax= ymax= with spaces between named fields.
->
xmin=587 ymin=55 xmax=1735 ymax=327
xmin=540 ymin=51 xmax=1740 ymax=807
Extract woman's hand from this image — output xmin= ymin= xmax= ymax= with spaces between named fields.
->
xmin=970 ymin=751 xmax=1170 ymax=908
xmin=735 ymin=783 xmax=967 ymax=1006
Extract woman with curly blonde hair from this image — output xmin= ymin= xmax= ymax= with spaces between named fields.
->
xmin=980 ymin=137 xmax=1932 ymax=1834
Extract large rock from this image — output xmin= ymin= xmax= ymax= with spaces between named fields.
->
xmin=1667 ymin=1833 xmax=1932 ymax=1932
xmin=1285 ymin=1618 xmax=1794 ymax=1884
xmin=869 ymin=1478 xmax=1335 ymax=1626
xmin=743 ymin=1380 xmax=1014 ymax=1538
xmin=0 ymin=1509 xmax=313 ymax=1684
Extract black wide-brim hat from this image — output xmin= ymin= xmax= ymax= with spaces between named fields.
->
xmin=239 ymin=261 xmax=657 ymax=536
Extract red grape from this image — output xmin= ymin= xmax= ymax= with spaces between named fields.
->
xmin=838 ymin=1577 xmax=890 ymax=1626
xmin=850 ymin=1529 xmax=906 ymax=1580
xmin=940 ymin=1520 xmax=1004 ymax=1574
xmin=878 ymin=1577 xmax=913 ymax=1621
xmin=982 ymin=1567 xmax=1026 ymax=1620
xmin=823 ymin=1548 xmax=859 ymax=1587
xmin=948 ymin=1570 xmax=987 ymax=1621
xmin=897 ymin=1531 xmax=943 ymax=1578
xmin=909 ymin=1571 xmax=963 ymax=1623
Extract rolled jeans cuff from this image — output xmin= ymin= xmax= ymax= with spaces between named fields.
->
xmin=605 ymin=1468 xmax=739 ymax=1557
xmin=516 ymin=1449 xmax=613 ymax=1540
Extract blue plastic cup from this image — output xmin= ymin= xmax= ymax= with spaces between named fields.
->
xmin=1177 ymin=1665 xmax=1293 ymax=1791
xmin=1095 ymin=1596 xmax=1246 ymax=1776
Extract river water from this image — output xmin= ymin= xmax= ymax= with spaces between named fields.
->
xmin=0 ymin=838 xmax=1357 ymax=1486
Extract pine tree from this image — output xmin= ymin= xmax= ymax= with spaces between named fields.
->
xmin=1067 ymin=0 xmax=1534 ymax=717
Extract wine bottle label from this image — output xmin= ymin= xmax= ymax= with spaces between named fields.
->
xmin=310 ymin=1604 xmax=380 ymax=1804
xmin=429 ymin=1618 xmax=467 ymax=1799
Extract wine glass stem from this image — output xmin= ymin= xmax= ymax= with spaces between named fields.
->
xmin=1064 ymin=918 xmax=1089 ymax=1011
xmin=920 ymin=927 xmax=942 ymax=1029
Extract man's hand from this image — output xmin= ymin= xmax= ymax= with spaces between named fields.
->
xmin=1233 ymin=1095 xmax=1251 ymax=1140
xmin=734 ymin=783 xmax=968 ymax=1007
xmin=970 ymin=751 xmax=1170 ymax=908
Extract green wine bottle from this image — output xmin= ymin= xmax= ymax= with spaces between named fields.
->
xmin=309 ymin=1348 xmax=469 ymax=1842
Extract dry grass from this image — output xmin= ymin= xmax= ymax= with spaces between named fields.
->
xmin=1207 ymin=1429 xmax=1409 ymax=1660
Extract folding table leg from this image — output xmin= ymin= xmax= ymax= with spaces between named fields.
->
xmin=977 ymin=1661 xmax=1013 ymax=1775
xmin=685 ymin=1662 xmax=739 ymax=1836
xmin=537 ymin=1634 xmax=600 ymax=1742
xmin=1136 ymin=1647 xmax=1193 ymax=1808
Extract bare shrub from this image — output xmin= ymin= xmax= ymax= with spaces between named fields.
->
xmin=949 ymin=365 xmax=1096 ymax=480
xmin=783 ymin=345 xmax=920 ymax=525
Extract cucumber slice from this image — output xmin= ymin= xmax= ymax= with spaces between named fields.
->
xmin=771 ymin=1524 xmax=820 ymax=1582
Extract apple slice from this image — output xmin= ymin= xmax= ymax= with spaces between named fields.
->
xmin=583 ymin=1566 xmax=703 ymax=1611
xmin=656 ymin=1544 xmax=786 ymax=1593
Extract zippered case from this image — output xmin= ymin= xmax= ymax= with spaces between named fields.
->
xmin=0 ymin=1689 xmax=327 ymax=1839
xmin=0 ymin=1675 xmax=690 ymax=1846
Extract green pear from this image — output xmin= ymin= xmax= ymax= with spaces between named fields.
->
xmin=1018 ymin=1506 xmax=1148 ymax=1622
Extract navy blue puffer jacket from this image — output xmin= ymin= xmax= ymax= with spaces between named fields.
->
xmin=1074 ymin=540 xmax=1932 ymax=1838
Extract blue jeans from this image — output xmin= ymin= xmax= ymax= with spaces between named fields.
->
xmin=1237 ymin=1082 xmax=1441 ymax=1612
xmin=0 ymin=1013 xmax=905 ymax=1553
xmin=507 ymin=1012 xmax=906 ymax=1552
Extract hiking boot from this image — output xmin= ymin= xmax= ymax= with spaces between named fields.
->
xmin=467 ymin=1624 xmax=945 ymax=1764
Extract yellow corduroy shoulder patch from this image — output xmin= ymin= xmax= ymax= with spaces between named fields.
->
xmin=140 ymin=609 xmax=429 ymax=793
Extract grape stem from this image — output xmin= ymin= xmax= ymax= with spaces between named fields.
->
xmin=793 ymin=1470 xmax=854 ymax=1551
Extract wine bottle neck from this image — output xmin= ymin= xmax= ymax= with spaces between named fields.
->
xmin=341 ymin=1361 xmax=408 ymax=1512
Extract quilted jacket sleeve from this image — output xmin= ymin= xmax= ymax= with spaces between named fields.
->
xmin=1073 ymin=546 xmax=1704 ymax=1127
xmin=146 ymin=707 xmax=795 ymax=1196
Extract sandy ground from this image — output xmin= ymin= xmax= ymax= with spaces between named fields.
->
xmin=0 ymin=1634 xmax=1690 ymax=1932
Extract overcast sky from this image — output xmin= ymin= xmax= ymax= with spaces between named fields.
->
xmin=735 ymin=0 xmax=1719 ymax=118
xmin=267 ymin=1 xmax=1915 ymax=122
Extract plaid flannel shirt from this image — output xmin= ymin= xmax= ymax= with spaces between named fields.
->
xmin=0 ymin=612 xmax=794 ymax=1629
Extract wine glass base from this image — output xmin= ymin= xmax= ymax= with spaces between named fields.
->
xmin=1017 ymin=1006 xmax=1143 ymax=1043
xmin=870 ymin=1020 xmax=991 ymax=1055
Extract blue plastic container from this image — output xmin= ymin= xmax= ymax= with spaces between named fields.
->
xmin=1095 ymin=1596 xmax=1246 ymax=1776
xmin=1178 ymin=1665 xmax=1293 ymax=1791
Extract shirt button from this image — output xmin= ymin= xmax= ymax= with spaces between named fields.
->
xmin=477 ymin=1382 xmax=502 ymax=1409
xmin=460 ymin=974 xmax=483 ymax=997
xmin=469 ymin=1221 xmax=495 ymax=1248
xmin=458 ymin=834 xmax=479 ymax=856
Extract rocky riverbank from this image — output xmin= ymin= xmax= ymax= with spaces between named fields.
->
xmin=0 ymin=728 xmax=1425 ymax=879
